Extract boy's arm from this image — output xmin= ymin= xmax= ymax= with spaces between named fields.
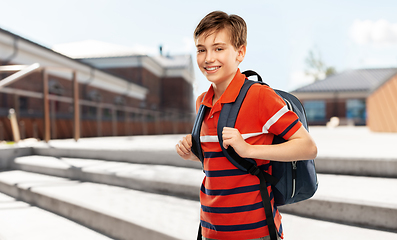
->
xmin=175 ymin=91 xmax=207 ymax=162
xmin=222 ymin=126 xmax=317 ymax=162
xmin=175 ymin=134 xmax=200 ymax=162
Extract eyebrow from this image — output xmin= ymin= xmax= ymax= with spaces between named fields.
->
xmin=196 ymin=42 xmax=227 ymax=48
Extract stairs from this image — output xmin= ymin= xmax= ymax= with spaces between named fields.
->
xmin=0 ymin=191 xmax=113 ymax=240
xmin=0 ymin=131 xmax=396 ymax=240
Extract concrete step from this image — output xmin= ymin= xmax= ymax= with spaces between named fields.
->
xmin=10 ymin=155 xmax=397 ymax=232
xmin=314 ymin=156 xmax=397 ymax=178
xmin=29 ymin=135 xmax=202 ymax=170
xmin=22 ymin=134 xmax=397 ymax=177
xmin=311 ymin=126 xmax=397 ymax=177
xmin=0 ymin=170 xmax=200 ymax=240
xmin=0 ymin=192 xmax=113 ymax=240
xmin=279 ymin=174 xmax=397 ymax=232
xmin=12 ymin=155 xmax=203 ymax=200
xmin=0 ymin=170 xmax=396 ymax=240
xmin=280 ymin=213 xmax=397 ymax=240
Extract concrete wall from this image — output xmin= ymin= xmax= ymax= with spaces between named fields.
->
xmin=0 ymin=147 xmax=32 ymax=170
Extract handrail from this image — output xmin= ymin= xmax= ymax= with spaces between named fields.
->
xmin=0 ymin=65 xmax=29 ymax=72
xmin=0 ymin=63 xmax=41 ymax=89
xmin=0 ymin=86 xmax=194 ymax=117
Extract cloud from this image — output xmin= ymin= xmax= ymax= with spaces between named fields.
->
xmin=360 ymin=57 xmax=397 ymax=67
xmin=350 ymin=19 xmax=397 ymax=46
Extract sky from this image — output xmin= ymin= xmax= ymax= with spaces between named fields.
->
xmin=1 ymin=0 xmax=397 ymax=99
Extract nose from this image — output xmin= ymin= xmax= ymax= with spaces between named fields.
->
xmin=205 ymin=51 xmax=214 ymax=64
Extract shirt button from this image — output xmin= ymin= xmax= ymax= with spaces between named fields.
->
xmin=210 ymin=115 xmax=214 ymax=118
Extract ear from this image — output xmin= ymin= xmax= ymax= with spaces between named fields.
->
xmin=236 ymin=45 xmax=246 ymax=62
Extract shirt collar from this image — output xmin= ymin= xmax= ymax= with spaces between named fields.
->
xmin=201 ymin=69 xmax=246 ymax=108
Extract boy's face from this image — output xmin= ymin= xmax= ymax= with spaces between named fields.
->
xmin=195 ymin=28 xmax=246 ymax=88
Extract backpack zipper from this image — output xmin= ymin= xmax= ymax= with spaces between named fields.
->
xmin=291 ymin=161 xmax=297 ymax=198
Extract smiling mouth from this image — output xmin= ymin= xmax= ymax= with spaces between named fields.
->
xmin=204 ymin=66 xmax=220 ymax=71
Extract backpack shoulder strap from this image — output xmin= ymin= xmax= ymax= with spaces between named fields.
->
xmin=191 ymin=93 xmax=208 ymax=164
xmin=217 ymin=79 xmax=278 ymax=185
xmin=216 ymin=78 xmax=279 ymax=240
xmin=191 ymin=104 xmax=207 ymax=163
xmin=217 ymin=79 xmax=258 ymax=172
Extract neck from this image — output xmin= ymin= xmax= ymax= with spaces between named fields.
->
xmin=211 ymin=76 xmax=233 ymax=105
xmin=212 ymin=71 xmax=237 ymax=106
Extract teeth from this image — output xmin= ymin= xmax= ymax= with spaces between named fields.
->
xmin=206 ymin=67 xmax=219 ymax=71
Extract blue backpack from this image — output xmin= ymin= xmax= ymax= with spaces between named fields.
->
xmin=191 ymin=70 xmax=318 ymax=240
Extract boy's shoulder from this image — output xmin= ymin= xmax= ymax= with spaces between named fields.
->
xmin=195 ymin=91 xmax=207 ymax=112
xmin=197 ymin=91 xmax=207 ymax=102
xmin=245 ymin=81 xmax=284 ymax=105
xmin=194 ymin=81 xmax=285 ymax=111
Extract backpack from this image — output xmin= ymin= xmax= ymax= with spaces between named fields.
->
xmin=191 ymin=70 xmax=318 ymax=240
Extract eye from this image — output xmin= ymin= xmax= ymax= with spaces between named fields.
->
xmin=197 ymin=49 xmax=205 ymax=53
xmin=215 ymin=47 xmax=223 ymax=51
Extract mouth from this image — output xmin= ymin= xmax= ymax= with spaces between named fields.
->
xmin=204 ymin=66 xmax=221 ymax=71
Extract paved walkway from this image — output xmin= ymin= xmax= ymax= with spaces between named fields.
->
xmin=309 ymin=126 xmax=397 ymax=159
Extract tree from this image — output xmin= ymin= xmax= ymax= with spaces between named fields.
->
xmin=305 ymin=49 xmax=336 ymax=81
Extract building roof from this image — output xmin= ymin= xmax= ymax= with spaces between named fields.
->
xmin=52 ymin=40 xmax=194 ymax=83
xmin=152 ymin=55 xmax=192 ymax=68
xmin=54 ymin=40 xmax=192 ymax=69
xmin=52 ymin=40 xmax=147 ymax=59
xmin=292 ymin=68 xmax=397 ymax=93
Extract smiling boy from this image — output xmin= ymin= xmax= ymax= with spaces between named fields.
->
xmin=176 ymin=11 xmax=317 ymax=240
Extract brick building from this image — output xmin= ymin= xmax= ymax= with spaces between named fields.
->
xmin=291 ymin=68 xmax=397 ymax=132
xmin=0 ymin=28 xmax=195 ymax=141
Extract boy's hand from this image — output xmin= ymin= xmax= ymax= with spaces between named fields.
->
xmin=222 ymin=127 xmax=251 ymax=158
xmin=175 ymin=134 xmax=200 ymax=162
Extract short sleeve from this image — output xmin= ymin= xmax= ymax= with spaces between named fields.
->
xmin=258 ymin=86 xmax=302 ymax=140
xmin=196 ymin=92 xmax=207 ymax=114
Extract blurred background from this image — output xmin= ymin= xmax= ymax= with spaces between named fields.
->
xmin=0 ymin=1 xmax=396 ymax=240
xmin=1 ymin=0 xmax=397 ymax=140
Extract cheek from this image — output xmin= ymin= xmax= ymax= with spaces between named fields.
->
xmin=196 ymin=54 xmax=206 ymax=67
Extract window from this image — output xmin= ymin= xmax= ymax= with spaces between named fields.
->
xmin=346 ymin=99 xmax=366 ymax=121
xmin=19 ymin=96 xmax=28 ymax=111
xmin=81 ymin=105 xmax=97 ymax=119
xmin=48 ymin=79 xmax=64 ymax=95
xmin=102 ymin=108 xmax=112 ymax=120
xmin=88 ymin=90 xmax=102 ymax=102
xmin=114 ymin=96 xmax=126 ymax=105
xmin=304 ymin=100 xmax=326 ymax=122
xmin=88 ymin=106 xmax=97 ymax=116
xmin=117 ymin=110 xmax=125 ymax=120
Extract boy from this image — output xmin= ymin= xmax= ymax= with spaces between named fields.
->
xmin=176 ymin=11 xmax=317 ymax=240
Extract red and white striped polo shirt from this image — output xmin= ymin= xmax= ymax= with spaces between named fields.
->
xmin=197 ymin=69 xmax=302 ymax=240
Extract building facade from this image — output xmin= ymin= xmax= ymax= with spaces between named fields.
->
xmin=0 ymin=28 xmax=195 ymax=141
xmin=291 ymin=68 xmax=397 ymax=132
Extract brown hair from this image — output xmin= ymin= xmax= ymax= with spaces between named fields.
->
xmin=194 ymin=11 xmax=247 ymax=49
